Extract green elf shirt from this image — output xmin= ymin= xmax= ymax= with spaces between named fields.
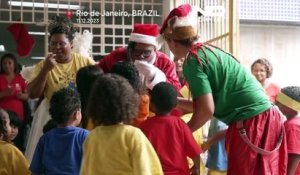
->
xmin=183 ymin=45 xmax=272 ymax=124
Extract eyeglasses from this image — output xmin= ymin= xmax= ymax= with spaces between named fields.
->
xmin=49 ymin=41 xmax=68 ymax=48
xmin=133 ymin=49 xmax=154 ymax=58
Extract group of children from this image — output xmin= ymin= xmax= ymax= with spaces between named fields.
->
xmin=1 ymin=55 xmax=299 ymax=175
xmin=1 ymin=63 xmax=300 ymax=175
xmin=0 ymin=61 xmax=199 ymax=175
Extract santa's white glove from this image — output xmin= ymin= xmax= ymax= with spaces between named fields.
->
xmin=134 ymin=60 xmax=166 ymax=90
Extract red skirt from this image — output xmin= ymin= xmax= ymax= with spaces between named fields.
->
xmin=225 ymin=106 xmax=287 ymax=175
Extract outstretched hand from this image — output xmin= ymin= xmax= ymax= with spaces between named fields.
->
xmin=201 ymin=140 xmax=212 ymax=152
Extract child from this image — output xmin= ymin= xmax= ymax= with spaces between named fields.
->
xmin=110 ymin=61 xmax=149 ymax=126
xmin=80 ymin=74 xmax=163 ymax=175
xmin=7 ymin=111 xmax=21 ymax=143
xmin=42 ymin=119 xmax=57 ymax=133
xmin=76 ymin=65 xmax=103 ymax=129
xmin=30 ymin=88 xmax=89 ymax=175
xmin=203 ymin=117 xmax=228 ymax=175
xmin=139 ymin=82 xmax=202 ymax=175
xmin=0 ymin=108 xmax=31 ymax=175
xmin=276 ymin=86 xmax=300 ymax=175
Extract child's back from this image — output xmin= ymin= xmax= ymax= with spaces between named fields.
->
xmin=140 ymin=82 xmax=202 ymax=175
xmin=285 ymin=117 xmax=300 ymax=174
xmin=30 ymin=88 xmax=89 ymax=175
xmin=81 ymin=74 xmax=163 ymax=175
xmin=82 ymin=124 xmax=160 ymax=174
xmin=0 ymin=140 xmax=30 ymax=175
xmin=140 ymin=115 xmax=201 ymax=174
xmin=30 ymin=126 xmax=88 ymax=174
xmin=276 ymin=86 xmax=300 ymax=175
xmin=76 ymin=65 xmax=103 ymax=129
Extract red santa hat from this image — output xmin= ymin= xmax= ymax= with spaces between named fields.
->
xmin=160 ymin=4 xmax=203 ymax=40
xmin=8 ymin=23 xmax=35 ymax=57
xmin=129 ymin=24 xmax=160 ymax=49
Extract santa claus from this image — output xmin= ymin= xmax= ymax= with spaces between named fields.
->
xmin=98 ymin=23 xmax=181 ymax=91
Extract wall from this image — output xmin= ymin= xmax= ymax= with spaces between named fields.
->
xmin=239 ymin=23 xmax=300 ymax=86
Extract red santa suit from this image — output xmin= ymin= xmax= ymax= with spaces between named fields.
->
xmin=98 ymin=47 xmax=181 ymax=91
xmin=98 ymin=24 xmax=181 ymax=91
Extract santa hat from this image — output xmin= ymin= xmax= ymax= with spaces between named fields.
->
xmin=8 ymin=23 xmax=35 ymax=57
xmin=129 ymin=24 xmax=160 ymax=49
xmin=160 ymin=4 xmax=204 ymax=40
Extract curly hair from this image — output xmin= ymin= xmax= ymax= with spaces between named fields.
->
xmin=0 ymin=53 xmax=20 ymax=74
xmin=110 ymin=61 xmax=142 ymax=94
xmin=43 ymin=119 xmax=57 ymax=134
xmin=87 ymin=74 xmax=139 ymax=126
xmin=49 ymin=88 xmax=81 ymax=124
xmin=76 ymin=65 xmax=103 ymax=128
xmin=251 ymin=58 xmax=273 ymax=78
xmin=48 ymin=16 xmax=78 ymax=41
xmin=150 ymin=82 xmax=177 ymax=115
xmin=281 ymin=86 xmax=300 ymax=103
xmin=0 ymin=108 xmax=9 ymax=141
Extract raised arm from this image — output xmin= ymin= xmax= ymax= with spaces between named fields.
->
xmin=28 ymin=53 xmax=56 ymax=99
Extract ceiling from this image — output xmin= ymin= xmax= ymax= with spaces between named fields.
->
xmin=0 ymin=0 xmax=164 ymax=66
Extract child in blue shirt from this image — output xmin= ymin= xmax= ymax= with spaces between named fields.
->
xmin=30 ymin=88 xmax=89 ymax=175
xmin=204 ymin=117 xmax=228 ymax=175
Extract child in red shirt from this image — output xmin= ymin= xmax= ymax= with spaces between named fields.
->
xmin=276 ymin=86 xmax=300 ymax=175
xmin=140 ymin=82 xmax=202 ymax=175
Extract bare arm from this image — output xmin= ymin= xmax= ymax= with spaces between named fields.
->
xmin=187 ymin=93 xmax=214 ymax=132
xmin=201 ymin=130 xmax=227 ymax=152
xmin=27 ymin=68 xmax=49 ymax=99
xmin=287 ymin=153 xmax=300 ymax=175
xmin=177 ymin=96 xmax=193 ymax=113
xmin=27 ymin=53 xmax=56 ymax=99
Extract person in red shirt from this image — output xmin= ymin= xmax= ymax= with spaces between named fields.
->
xmin=98 ymin=23 xmax=181 ymax=91
xmin=276 ymin=86 xmax=300 ymax=175
xmin=251 ymin=58 xmax=280 ymax=103
xmin=140 ymin=82 xmax=202 ymax=175
xmin=0 ymin=53 xmax=28 ymax=121
xmin=0 ymin=53 xmax=28 ymax=152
